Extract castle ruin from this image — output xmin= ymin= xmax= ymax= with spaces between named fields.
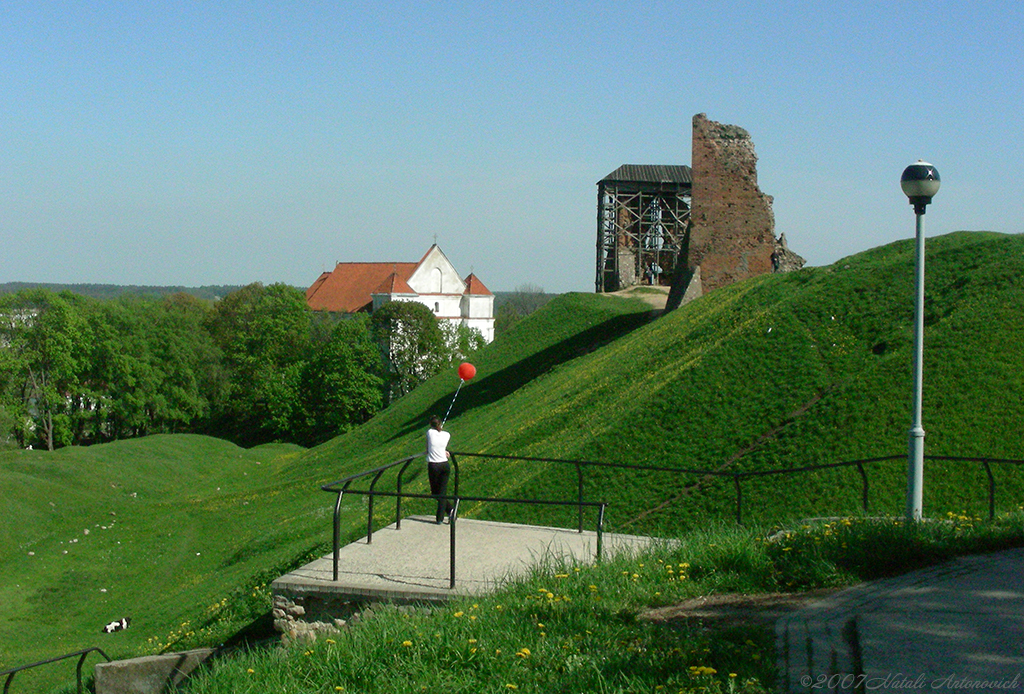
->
xmin=596 ymin=113 xmax=804 ymax=303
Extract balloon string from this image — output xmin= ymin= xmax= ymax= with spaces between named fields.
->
xmin=442 ymin=380 xmax=464 ymax=426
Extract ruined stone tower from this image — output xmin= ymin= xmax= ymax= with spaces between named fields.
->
xmin=684 ymin=113 xmax=801 ymax=295
xmin=597 ymin=114 xmax=804 ymax=305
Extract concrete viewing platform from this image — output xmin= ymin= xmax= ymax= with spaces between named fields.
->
xmin=272 ymin=516 xmax=664 ymax=605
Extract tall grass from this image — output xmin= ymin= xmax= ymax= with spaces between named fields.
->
xmin=182 ymin=512 xmax=1024 ymax=694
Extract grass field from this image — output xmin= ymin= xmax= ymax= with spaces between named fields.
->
xmin=181 ymin=513 xmax=1024 ymax=693
xmin=2 ymin=231 xmax=1023 ymax=692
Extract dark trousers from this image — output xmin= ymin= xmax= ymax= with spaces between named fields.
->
xmin=427 ymin=461 xmax=453 ymax=523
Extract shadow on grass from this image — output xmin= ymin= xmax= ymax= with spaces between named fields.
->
xmin=391 ymin=311 xmax=655 ymax=442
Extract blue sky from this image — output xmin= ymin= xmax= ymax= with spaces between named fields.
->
xmin=2 ymin=1 xmax=1021 ymax=293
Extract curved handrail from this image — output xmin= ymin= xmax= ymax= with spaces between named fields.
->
xmin=1 ymin=647 xmax=110 ymax=694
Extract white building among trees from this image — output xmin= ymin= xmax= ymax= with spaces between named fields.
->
xmin=305 ymin=245 xmax=495 ymax=343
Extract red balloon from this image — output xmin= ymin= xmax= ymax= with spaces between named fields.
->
xmin=458 ymin=362 xmax=476 ymax=381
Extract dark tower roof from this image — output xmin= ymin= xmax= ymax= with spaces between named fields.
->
xmin=599 ymin=164 xmax=692 ymax=185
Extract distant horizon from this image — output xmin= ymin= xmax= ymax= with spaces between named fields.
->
xmin=5 ymin=228 xmax=1019 ymax=299
xmin=0 ymin=279 xmax=554 ymax=297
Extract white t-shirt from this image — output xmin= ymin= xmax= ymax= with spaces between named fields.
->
xmin=426 ymin=428 xmax=451 ymax=463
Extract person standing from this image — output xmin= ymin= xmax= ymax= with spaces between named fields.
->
xmin=425 ymin=415 xmax=453 ymax=524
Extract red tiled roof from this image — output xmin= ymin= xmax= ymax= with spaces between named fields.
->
xmin=307 ymin=262 xmax=417 ymax=313
xmin=373 ymin=272 xmax=415 ymax=295
xmin=463 ymin=273 xmax=493 ymax=296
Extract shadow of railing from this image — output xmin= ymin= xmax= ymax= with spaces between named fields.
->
xmin=1 ymin=647 xmax=110 ymax=694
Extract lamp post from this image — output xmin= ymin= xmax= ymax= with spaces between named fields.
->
xmin=901 ymin=161 xmax=941 ymax=522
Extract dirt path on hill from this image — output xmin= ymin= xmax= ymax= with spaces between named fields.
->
xmin=608 ymin=285 xmax=670 ymax=310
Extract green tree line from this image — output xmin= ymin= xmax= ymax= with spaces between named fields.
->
xmin=0 ymin=284 xmax=482 ymax=450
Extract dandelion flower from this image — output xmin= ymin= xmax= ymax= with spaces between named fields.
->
xmin=402 ymin=640 xmax=413 ymax=647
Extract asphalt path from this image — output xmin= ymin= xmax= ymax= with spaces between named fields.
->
xmin=776 ymin=547 xmax=1024 ymax=693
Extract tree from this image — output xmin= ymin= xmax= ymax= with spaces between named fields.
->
xmin=80 ymin=294 xmax=221 ymax=442
xmin=371 ymin=300 xmax=449 ymax=400
xmin=0 ymin=290 xmax=92 ymax=450
xmin=294 ymin=315 xmax=384 ymax=446
xmin=206 ymin=283 xmax=312 ymax=444
xmin=440 ymin=321 xmax=486 ymax=363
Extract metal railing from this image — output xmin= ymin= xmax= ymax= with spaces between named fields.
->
xmin=320 ymin=453 xmax=608 ymax=588
xmin=1 ymin=647 xmax=110 ymax=694
xmin=319 ymin=451 xmax=1024 ymax=587
xmin=455 ymin=452 xmax=1024 ymax=525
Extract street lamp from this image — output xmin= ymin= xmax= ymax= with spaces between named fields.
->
xmin=901 ymin=161 xmax=940 ymax=522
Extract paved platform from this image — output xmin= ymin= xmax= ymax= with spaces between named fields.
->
xmin=776 ymin=547 xmax=1024 ymax=692
xmin=272 ymin=516 xmax=663 ymax=604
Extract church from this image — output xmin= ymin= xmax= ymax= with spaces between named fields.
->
xmin=305 ymin=245 xmax=495 ymax=343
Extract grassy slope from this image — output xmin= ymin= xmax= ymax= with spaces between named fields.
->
xmin=2 ymin=231 xmax=1023 ymax=690
xmin=459 ymin=230 xmax=1024 ymax=532
xmin=0 ymin=437 xmax=319 ymax=690
xmin=0 ymin=294 xmax=656 ymax=691
xmin=312 ymin=231 xmax=1024 ymax=534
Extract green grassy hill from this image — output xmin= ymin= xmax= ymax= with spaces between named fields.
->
xmin=2 ymin=231 xmax=1023 ymax=691
xmin=313 ymin=230 xmax=1024 ymax=533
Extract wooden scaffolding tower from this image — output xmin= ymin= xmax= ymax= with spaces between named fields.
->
xmin=595 ymin=165 xmax=692 ymax=293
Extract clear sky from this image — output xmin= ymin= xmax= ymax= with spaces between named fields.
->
xmin=2 ymin=1 xmax=1021 ymax=293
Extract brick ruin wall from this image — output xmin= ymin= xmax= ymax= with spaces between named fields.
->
xmin=685 ymin=113 xmax=802 ymax=296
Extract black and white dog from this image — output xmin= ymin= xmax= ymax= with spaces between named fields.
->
xmin=101 ymin=617 xmax=131 ymax=633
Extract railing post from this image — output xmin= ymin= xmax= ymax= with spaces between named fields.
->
xmin=366 ymin=469 xmax=387 ymax=544
xmin=76 ymin=651 xmax=90 ymax=694
xmin=333 ymin=490 xmax=345 ymax=581
xmin=449 ymin=498 xmax=460 ymax=589
xmin=856 ymin=462 xmax=869 ymax=513
xmin=577 ymin=461 xmax=584 ymax=533
xmin=596 ymin=503 xmax=606 ymax=562
xmin=984 ymin=461 xmax=996 ymax=520
xmin=396 ymin=458 xmax=416 ymax=530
